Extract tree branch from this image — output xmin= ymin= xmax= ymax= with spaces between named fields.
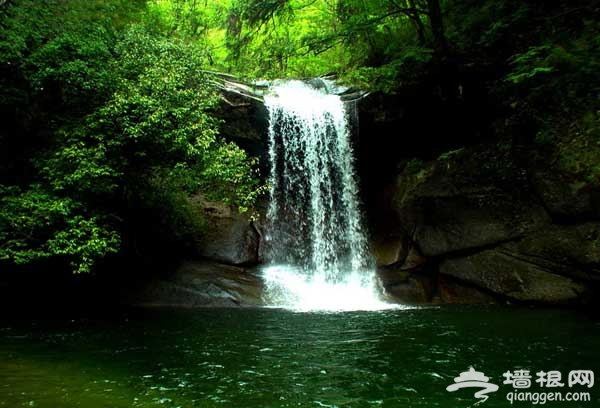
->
xmin=220 ymin=95 xmax=251 ymax=107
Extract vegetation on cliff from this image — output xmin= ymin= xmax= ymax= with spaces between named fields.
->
xmin=1 ymin=0 xmax=599 ymax=277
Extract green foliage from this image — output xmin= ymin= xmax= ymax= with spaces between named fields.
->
xmin=447 ymin=1 xmax=530 ymax=50
xmin=499 ymin=7 xmax=600 ymax=188
xmin=506 ymin=45 xmax=554 ymax=84
xmin=404 ymin=158 xmax=426 ymax=174
xmin=95 ymin=25 xmax=221 ymax=167
xmin=1 ymin=1 xmax=260 ymax=274
xmin=0 ymin=185 xmax=119 ymax=273
xmin=507 ymin=19 xmax=600 ymax=111
xmin=3 ymin=0 xmax=600 ymax=276
xmin=25 ymin=27 xmax=116 ymax=115
xmin=551 ymin=112 xmax=600 ymax=185
xmin=438 ymin=147 xmax=465 ymax=162
xmin=143 ymin=0 xmax=441 ymax=82
xmin=133 ymin=166 xmax=208 ymax=246
xmin=222 ymin=0 xmax=345 ymax=78
xmin=341 ymin=47 xmax=433 ymax=92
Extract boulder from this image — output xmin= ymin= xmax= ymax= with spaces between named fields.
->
xmin=499 ymin=222 xmax=600 ymax=282
xmin=377 ymin=268 xmax=434 ymax=304
xmin=412 ymin=192 xmax=549 ymax=256
xmin=437 ymin=275 xmax=497 ymax=304
xmin=194 ymin=196 xmax=260 ymax=266
xmin=390 ymin=161 xmax=549 ymax=257
xmin=440 ymin=250 xmax=587 ymax=303
xmin=402 ymin=246 xmax=428 ymax=270
xmin=218 ymin=95 xmax=266 ymax=143
xmin=132 ymin=260 xmax=264 ymax=307
xmin=372 ymin=143 xmax=600 ymax=304
xmin=217 ymin=91 xmax=270 ymax=175
xmin=371 ymin=234 xmax=408 ymax=267
xmin=531 ymin=167 xmax=600 ymax=219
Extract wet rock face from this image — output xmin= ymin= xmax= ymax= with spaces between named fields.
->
xmin=147 ymin=195 xmax=265 ymax=307
xmin=372 ymin=144 xmax=600 ymax=305
xmin=132 ymin=261 xmax=264 ymax=307
xmin=409 ymin=192 xmax=549 ymax=257
xmin=371 ymin=235 xmax=409 ymax=267
xmin=504 ymin=223 xmax=600 ymax=282
xmin=531 ymin=167 xmax=600 ymax=219
xmin=437 ymin=276 xmax=497 ymax=304
xmin=388 ymin=158 xmax=550 ymax=255
xmin=440 ymin=251 xmax=587 ymax=303
xmin=217 ymin=90 xmax=270 ymax=176
xmin=194 ymin=196 xmax=260 ymax=266
xmin=377 ymin=267 xmax=434 ymax=304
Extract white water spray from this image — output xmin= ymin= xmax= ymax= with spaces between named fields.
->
xmin=262 ymin=80 xmax=395 ymax=311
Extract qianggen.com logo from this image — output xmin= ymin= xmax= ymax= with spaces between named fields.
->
xmin=446 ymin=367 xmax=594 ymax=406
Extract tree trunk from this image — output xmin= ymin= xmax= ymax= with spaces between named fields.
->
xmin=405 ymin=0 xmax=427 ymax=46
xmin=426 ymin=0 xmax=447 ymax=53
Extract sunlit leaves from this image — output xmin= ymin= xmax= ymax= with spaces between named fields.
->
xmin=506 ymin=45 xmax=555 ymax=84
xmin=0 ymin=185 xmax=119 ymax=273
xmin=199 ymin=141 xmax=262 ymax=212
xmin=45 ymin=216 xmax=120 ymax=273
xmin=1 ymin=3 xmax=261 ymax=274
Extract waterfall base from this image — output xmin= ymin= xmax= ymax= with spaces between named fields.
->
xmin=262 ymin=265 xmax=404 ymax=312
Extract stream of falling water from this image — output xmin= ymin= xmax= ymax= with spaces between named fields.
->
xmin=262 ymin=80 xmax=396 ymax=311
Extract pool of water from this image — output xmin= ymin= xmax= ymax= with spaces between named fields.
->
xmin=1 ymin=306 xmax=599 ymax=407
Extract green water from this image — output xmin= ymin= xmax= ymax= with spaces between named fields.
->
xmin=1 ymin=307 xmax=599 ymax=408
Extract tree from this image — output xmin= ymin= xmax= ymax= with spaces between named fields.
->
xmin=0 ymin=1 xmax=260 ymax=273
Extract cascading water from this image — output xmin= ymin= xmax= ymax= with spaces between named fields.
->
xmin=261 ymin=80 xmax=395 ymax=311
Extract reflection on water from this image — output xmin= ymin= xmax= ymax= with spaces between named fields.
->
xmin=0 ymin=307 xmax=599 ymax=407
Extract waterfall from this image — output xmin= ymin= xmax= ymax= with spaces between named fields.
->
xmin=261 ymin=80 xmax=393 ymax=311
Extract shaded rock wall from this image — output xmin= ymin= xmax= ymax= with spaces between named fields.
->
xmin=192 ymin=195 xmax=260 ymax=266
xmin=129 ymin=260 xmax=264 ymax=307
xmin=370 ymin=143 xmax=599 ymax=305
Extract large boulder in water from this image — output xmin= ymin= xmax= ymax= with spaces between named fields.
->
xmin=525 ymin=133 xmax=600 ymax=220
xmin=408 ymin=192 xmax=548 ymax=257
